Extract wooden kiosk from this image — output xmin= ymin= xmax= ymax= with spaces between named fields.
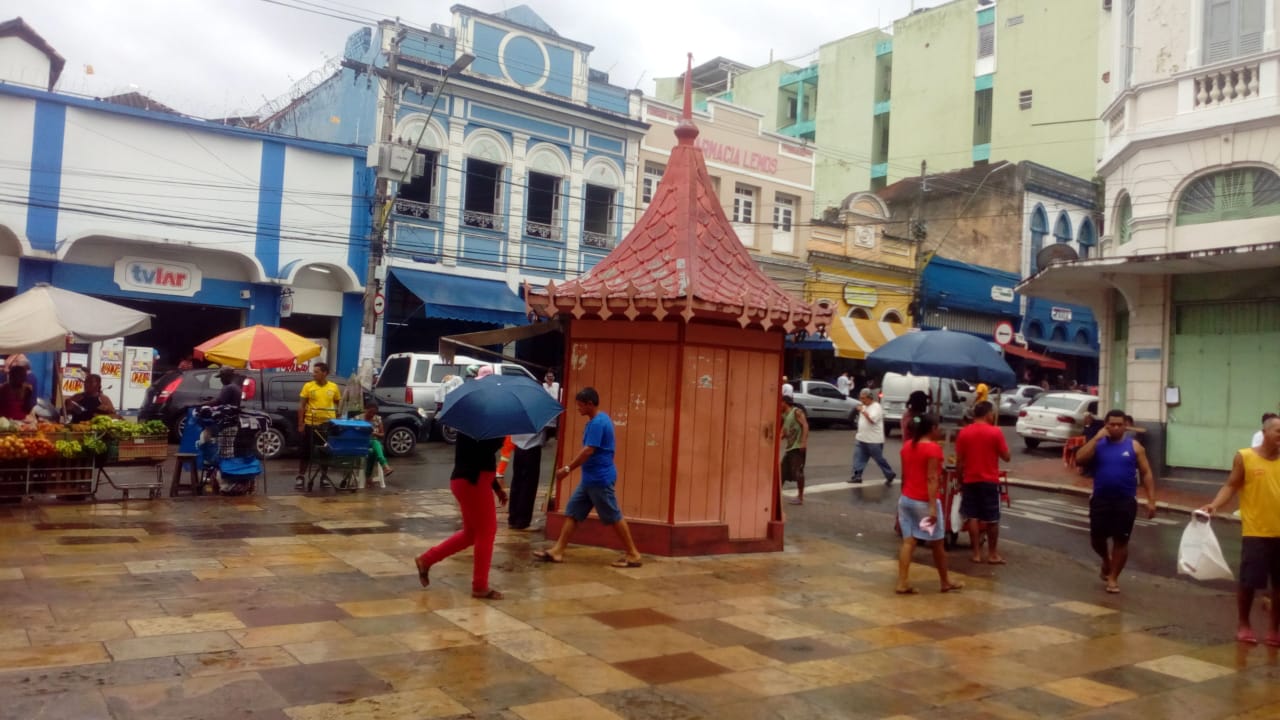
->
xmin=525 ymin=57 xmax=830 ymax=556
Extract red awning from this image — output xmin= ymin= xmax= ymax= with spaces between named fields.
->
xmin=1002 ymin=343 xmax=1067 ymax=370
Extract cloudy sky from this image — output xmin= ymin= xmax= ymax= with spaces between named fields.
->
xmin=13 ymin=0 xmax=948 ymax=118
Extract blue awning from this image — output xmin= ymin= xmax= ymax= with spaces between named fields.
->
xmin=921 ymin=257 xmax=1022 ymax=317
xmin=1028 ymin=337 xmax=1100 ymax=358
xmin=390 ymin=268 xmax=527 ymax=326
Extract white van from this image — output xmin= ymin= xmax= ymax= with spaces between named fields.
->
xmin=374 ymin=352 xmax=537 ymax=425
xmin=880 ymin=372 xmax=980 ymax=433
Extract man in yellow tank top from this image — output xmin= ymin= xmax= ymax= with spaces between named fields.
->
xmin=1200 ymin=416 xmax=1280 ymax=646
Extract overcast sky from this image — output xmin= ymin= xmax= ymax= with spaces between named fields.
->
xmin=13 ymin=0 xmax=949 ymax=118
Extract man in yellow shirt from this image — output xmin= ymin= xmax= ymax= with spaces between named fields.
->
xmin=1200 ymin=415 xmax=1280 ymax=646
xmin=295 ymin=362 xmax=343 ymax=489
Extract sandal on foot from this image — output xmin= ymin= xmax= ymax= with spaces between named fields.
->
xmin=894 ymin=587 xmax=919 ymax=595
xmin=1237 ymin=628 xmax=1259 ymax=644
xmin=383 ymin=467 xmax=394 ymax=477
xmin=532 ymin=550 xmax=563 ymax=563
xmin=414 ymin=556 xmax=430 ymax=588
xmin=1105 ymin=583 xmax=1121 ymax=594
xmin=987 ymin=557 xmax=1007 ymax=565
xmin=611 ymin=557 xmax=643 ymax=568
xmin=1265 ymin=633 xmax=1280 ymax=648
xmin=941 ymin=582 xmax=965 ymax=593
xmin=472 ymin=589 xmax=503 ymax=600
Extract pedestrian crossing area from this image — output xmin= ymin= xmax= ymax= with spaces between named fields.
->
xmin=1002 ymin=495 xmax=1180 ymax=532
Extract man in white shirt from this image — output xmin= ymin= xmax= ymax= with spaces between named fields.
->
xmin=850 ymin=388 xmax=896 ymax=485
xmin=781 ymin=376 xmax=794 ymax=399
xmin=836 ymin=372 xmax=852 ymax=398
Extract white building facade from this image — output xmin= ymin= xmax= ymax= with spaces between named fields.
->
xmin=1020 ymin=0 xmax=1280 ymax=472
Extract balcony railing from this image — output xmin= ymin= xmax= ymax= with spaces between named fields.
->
xmin=393 ymin=199 xmax=442 ymax=221
xmin=582 ymin=231 xmax=614 ymax=250
xmin=524 ymin=221 xmax=561 ymax=241
xmin=1193 ymin=62 xmax=1261 ymax=109
xmin=462 ymin=210 xmax=504 ymax=232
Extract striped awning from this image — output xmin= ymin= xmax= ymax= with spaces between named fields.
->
xmin=828 ymin=317 xmax=905 ymax=359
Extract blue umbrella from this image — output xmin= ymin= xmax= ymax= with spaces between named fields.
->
xmin=866 ymin=330 xmax=1017 ymax=388
xmin=436 ymin=374 xmax=564 ymax=440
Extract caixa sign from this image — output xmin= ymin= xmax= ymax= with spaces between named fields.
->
xmin=113 ymin=257 xmax=202 ymax=297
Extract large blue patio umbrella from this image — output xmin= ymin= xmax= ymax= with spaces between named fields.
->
xmin=436 ymin=374 xmax=564 ymax=440
xmin=866 ymin=329 xmax=1017 ymax=388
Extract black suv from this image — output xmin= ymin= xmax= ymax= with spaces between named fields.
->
xmin=139 ymin=370 xmax=428 ymax=460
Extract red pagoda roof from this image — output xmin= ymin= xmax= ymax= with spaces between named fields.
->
xmin=527 ymin=55 xmax=827 ymax=333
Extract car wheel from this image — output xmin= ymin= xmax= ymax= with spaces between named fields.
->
xmin=1023 ymin=437 xmax=1041 ymax=450
xmin=256 ymin=427 xmax=287 ymax=460
xmin=173 ymin=414 xmax=188 ymax=443
xmin=385 ymin=426 xmax=417 ymax=456
xmin=441 ymin=425 xmax=458 ymax=445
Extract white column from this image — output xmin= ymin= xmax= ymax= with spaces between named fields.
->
xmin=508 ymin=132 xmax=530 ymax=284
xmin=565 ymin=147 xmax=585 ymax=276
xmin=441 ymin=106 xmax=467 ymax=267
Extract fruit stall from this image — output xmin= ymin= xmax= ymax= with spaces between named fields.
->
xmin=0 ymin=417 xmax=169 ymax=500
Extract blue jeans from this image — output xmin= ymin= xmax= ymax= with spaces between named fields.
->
xmin=852 ymin=441 xmax=895 ymax=482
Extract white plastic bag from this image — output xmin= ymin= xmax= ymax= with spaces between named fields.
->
xmin=1177 ymin=512 xmax=1234 ymax=581
xmin=949 ymin=490 xmax=964 ymax=535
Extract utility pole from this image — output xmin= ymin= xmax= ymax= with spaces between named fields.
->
xmin=363 ymin=20 xmax=403 ymax=345
xmin=910 ymin=160 xmax=928 ymax=326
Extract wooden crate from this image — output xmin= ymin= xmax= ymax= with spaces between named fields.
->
xmin=113 ymin=435 xmax=169 ymax=462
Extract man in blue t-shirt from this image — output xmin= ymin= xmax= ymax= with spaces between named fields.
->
xmin=533 ymin=386 xmax=643 ymax=567
xmin=1076 ymin=409 xmax=1157 ymax=595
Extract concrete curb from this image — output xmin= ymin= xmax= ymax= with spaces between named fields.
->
xmin=1005 ymin=476 xmax=1241 ymax=524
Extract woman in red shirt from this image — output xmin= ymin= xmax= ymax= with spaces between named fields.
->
xmin=896 ymin=414 xmax=964 ymax=595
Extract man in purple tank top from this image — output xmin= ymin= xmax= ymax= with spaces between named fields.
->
xmin=1076 ymin=409 xmax=1157 ymax=594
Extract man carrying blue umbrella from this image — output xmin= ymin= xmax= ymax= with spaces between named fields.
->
xmin=535 ymin=387 xmax=644 ymax=568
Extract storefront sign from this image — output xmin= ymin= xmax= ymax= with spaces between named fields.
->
xmin=1051 ymin=306 xmax=1073 ymax=322
xmin=695 ymin=139 xmax=779 ymax=175
xmin=61 ymin=366 xmax=86 ymax=397
xmin=991 ymin=286 xmax=1015 ymax=303
xmin=128 ymin=357 xmax=152 ymax=388
xmin=842 ymin=284 xmax=878 ymax=308
xmin=114 ymin=257 xmax=202 ymax=297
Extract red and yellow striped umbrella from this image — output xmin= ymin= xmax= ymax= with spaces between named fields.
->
xmin=194 ymin=325 xmax=322 ymax=369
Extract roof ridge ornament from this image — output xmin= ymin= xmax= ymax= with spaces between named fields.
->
xmin=675 ymin=53 xmax=699 ymax=145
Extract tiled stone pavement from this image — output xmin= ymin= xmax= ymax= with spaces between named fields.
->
xmin=0 ymin=491 xmax=1277 ymax=719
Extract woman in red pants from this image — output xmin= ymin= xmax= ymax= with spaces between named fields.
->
xmin=415 ymin=431 xmax=508 ymax=599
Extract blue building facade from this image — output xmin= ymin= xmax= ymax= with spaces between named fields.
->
xmin=263 ymin=5 xmax=648 ymax=361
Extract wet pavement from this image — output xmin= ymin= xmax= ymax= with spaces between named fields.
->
xmin=0 ymin=432 xmax=1275 ymax=719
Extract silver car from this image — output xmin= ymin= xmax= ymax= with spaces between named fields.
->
xmin=790 ymin=380 xmax=859 ymax=425
xmin=1015 ymin=392 xmax=1098 ymax=449
xmin=999 ymin=384 xmax=1046 ymax=420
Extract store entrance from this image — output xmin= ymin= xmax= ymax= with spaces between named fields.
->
xmin=94 ymin=297 xmax=243 ymax=373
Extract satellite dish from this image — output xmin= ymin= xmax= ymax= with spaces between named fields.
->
xmin=1036 ymin=243 xmax=1079 ymax=270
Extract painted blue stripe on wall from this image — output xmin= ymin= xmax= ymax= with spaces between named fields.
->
xmin=256 ymin=142 xmax=285 ymax=277
xmin=348 ymin=157 xmax=372 ymax=279
xmin=337 ymin=293 xmax=364 ymax=375
xmin=469 ymin=104 xmax=571 ymax=141
xmin=975 ymin=74 xmax=994 ymax=91
xmin=586 ymin=133 xmax=624 ymax=155
xmin=27 ymin=101 xmax=65 ymax=253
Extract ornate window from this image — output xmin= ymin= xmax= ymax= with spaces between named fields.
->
xmin=1177 ymin=168 xmax=1280 ymax=226
xmin=1116 ymin=194 xmax=1133 ymax=244
xmin=1053 ymin=212 xmax=1073 ymax=244
xmin=1077 ymin=217 xmax=1097 ymax=259
xmin=1029 ymin=205 xmax=1048 ymax=272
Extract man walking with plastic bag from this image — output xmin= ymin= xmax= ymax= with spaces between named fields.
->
xmin=1198 ymin=415 xmax=1280 ymax=646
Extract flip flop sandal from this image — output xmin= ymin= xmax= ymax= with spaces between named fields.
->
xmin=987 ymin=558 xmax=1007 ymax=565
xmin=532 ymin=550 xmax=563 ymax=563
xmin=1236 ymin=628 xmax=1259 ymax=644
xmin=414 ymin=557 xmax=430 ymax=588
xmin=1105 ymin=584 xmax=1121 ymax=594
xmin=472 ymin=589 xmax=503 ymax=600
xmin=941 ymin=582 xmax=966 ymax=593
xmin=1264 ymin=634 xmax=1280 ymax=648
xmin=895 ymin=587 xmax=919 ymax=595
xmin=611 ymin=558 xmax=643 ymax=568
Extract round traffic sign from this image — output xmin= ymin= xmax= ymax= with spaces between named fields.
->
xmin=372 ymin=293 xmax=385 ymax=316
xmin=993 ymin=321 xmax=1014 ymax=346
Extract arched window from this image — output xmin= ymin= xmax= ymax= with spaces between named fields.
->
xmin=1029 ymin=205 xmax=1048 ymax=273
xmin=1053 ymin=212 xmax=1072 ymax=244
xmin=1074 ymin=329 xmax=1091 ymax=346
xmin=1051 ymin=325 xmax=1068 ymax=342
xmin=1077 ymin=217 xmax=1097 ymax=259
xmin=1116 ymin=194 xmax=1133 ymax=245
xmin=847 ymin=307 xmax=871 ymax=320
xmin=881 ymin=310 xmax=903 ymax=324
xmin=1026 ymin=320 xmax=1044 ymax=339
xmin=1176 ymin=168 xmax=1280 ymax=226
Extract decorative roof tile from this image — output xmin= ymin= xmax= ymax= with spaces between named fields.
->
xmin=529 ymin=55 xmax=825 ymax=332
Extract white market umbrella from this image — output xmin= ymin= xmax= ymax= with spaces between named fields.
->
xmin=0 ymin=284 xmax=152 ymax=352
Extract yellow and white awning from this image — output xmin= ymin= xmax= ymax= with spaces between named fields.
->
xmin=829 ymin=317 xmax=904 ymax=360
